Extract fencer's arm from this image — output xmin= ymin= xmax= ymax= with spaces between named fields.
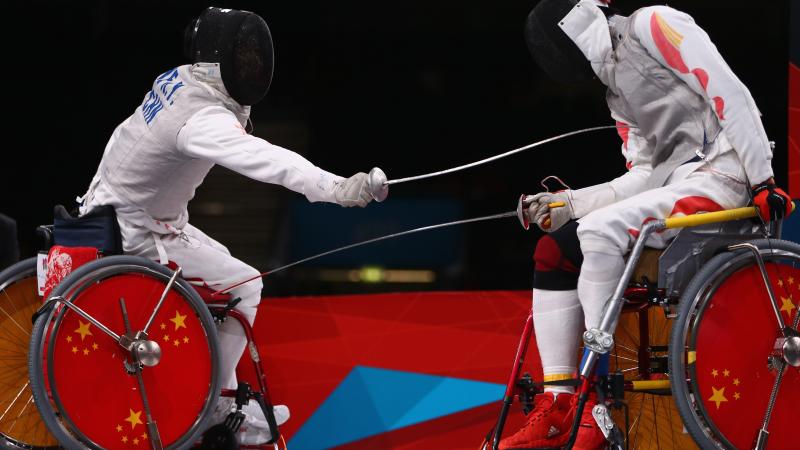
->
xmin=633 ymin=6 xmax=774 ymax=184
xmin=177 ymin=106 xmax=344 ymax=203
xmin=605 ymin=120 xmax=653 ymax=201
xmin=560 ymin=121 xmax=651 ymax=218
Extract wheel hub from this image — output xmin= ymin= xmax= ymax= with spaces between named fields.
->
xmin=777 ymin=336 xmax=800 ymax=368
xmin=134 ymin=339 xmax=162 ymax=367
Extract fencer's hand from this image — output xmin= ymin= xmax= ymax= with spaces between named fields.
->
xmin=333 ymin=172 xmax=373 ymax=207
xmin=752 ymin=180 xmax=793 ymax=222
xmin=527 ymin=191 xmax=574 ymax=232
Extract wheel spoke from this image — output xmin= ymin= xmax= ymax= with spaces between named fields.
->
xmin=0 ymin=381 xmax=29 ymax=423
xmin=754 ymin=361 xmax=787 ymax=449
xmin=0 ymin=303 xmax=30 ymax=339
xmin=1 ymin=287 xmax=20 ymax=314
xmin=5 ymin=393 xmax=34 ymax=435
xmin=120 ymin=298 xmax=164 ymax=450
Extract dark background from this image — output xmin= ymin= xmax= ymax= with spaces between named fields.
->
xmin=4 ymin=0 xmax=790 ymax=295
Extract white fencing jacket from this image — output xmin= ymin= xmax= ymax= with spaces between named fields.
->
xmin=80 ymin=64 xmax=343 ymax=234
xmin=559 ymin=2 xmax=773 ymax=217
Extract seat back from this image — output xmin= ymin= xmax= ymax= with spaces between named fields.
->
xmin=53 ymin=205 xmax=122 ymax=255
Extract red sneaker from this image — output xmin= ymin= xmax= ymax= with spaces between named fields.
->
xmin=571 ymin=393 xmax=607 ymax=450
xmin=498 ymin=392 xmax=573 ymax=450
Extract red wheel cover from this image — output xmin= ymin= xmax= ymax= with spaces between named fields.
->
xmin=693 ymin=263 xmax=800 ymax=449
xmin=48 ymin=274 xmax=214 ymax=449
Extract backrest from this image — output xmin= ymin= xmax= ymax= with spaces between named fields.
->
xmin=53 ymin=205 xmax=122 ymax=255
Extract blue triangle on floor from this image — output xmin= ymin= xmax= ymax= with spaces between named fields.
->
xmin=287 ymin=365 xmax=504 ymax=450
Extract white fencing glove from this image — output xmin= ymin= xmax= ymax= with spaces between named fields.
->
xmin=526 ymin=183 xmax=616 ymax=232
xmin=527 ymin=191 xmax=574 ymax=232
xmin=333 ymin=172 xmax=373 ymax=207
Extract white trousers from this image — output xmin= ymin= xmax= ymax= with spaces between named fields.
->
xmin=119 ymin=219 xmax=263 ymax=390
xmin=574 ymin=151 xmax=749 ymax=330
xmin=577 ymin=151 xmax=750 ymax=256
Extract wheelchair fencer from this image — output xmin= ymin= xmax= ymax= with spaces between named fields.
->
xmin=481 ymin=205 xmax=800 ymax=450
xmin=0 ymin=211 xmax=286 ymax=450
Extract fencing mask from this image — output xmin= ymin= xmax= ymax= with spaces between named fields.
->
xmin=524 ymin=0 xmax=596 ymax=84
xmin=185 ymin=7 xmax=275 ymax=106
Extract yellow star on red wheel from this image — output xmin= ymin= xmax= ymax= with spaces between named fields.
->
xmin=124 ymin=409 xmax=143 ymax=430
xmin=733 ymin=378 xmax=741 ymax=386
xmin=723 ymin=369 xmax=730 ymax=377
xmin=169 ymin=311 xmax=187 ymax=330
xmin=780 ymin=296 xmax=796 ymax=316
xmin=182 ymin=336 xmax=189 ymax=344
xmin=711 ymin=369 xmax=719 ymax=377
xmin=734 ymin=392 xmax=741 ymax=400
xmin=74 ymin=321 xmax=93 ymax=341
xmin=788 ymin=277 xmax=795 ymax=286
xmin=116 ymin=424 xmax=122 ymax=433
xmin=66 ymin=335 xmax=72 ymax=343
xmin=708 ymin=386 xmax=729 ymax=409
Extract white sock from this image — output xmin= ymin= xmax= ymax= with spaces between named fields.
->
xmin=216 ymin=291 xmax=260 ymax=390
xmin=577 ymin=251 xmax=625 ymax=330
xmin=533 ymin=289 xmax=582 ymax=395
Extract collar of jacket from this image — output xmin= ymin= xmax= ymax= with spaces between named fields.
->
xmin=190 ymin=63 xmax=251 ymax=117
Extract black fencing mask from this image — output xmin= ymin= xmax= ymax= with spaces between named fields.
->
xmin=185 ymin=7 xmax=275 ymax=106
xmin=524 ymin=0 xmax=595 ymax=84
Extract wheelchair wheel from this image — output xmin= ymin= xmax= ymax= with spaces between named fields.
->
xmin=609 ymin=305 xmax=698 ymax=450
xmin=0 ymin=257 xmax=60 ymax=449
xmin=28 ymin=256 xmax=221 ymax=450
xmin=670 ymin=239 xmax=800 ymax=450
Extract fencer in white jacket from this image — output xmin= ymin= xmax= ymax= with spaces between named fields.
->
xmin=500 ymin=2 xmax=792 ymax=450
xmin=78 ymin=7 xmax=380 ymax=445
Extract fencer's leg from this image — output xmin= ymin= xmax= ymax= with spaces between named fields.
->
xmin=576 ymin=251 xmax=624 ymax=329
xmin=531 ymin=224 xmax=584 ymax=394
xmin=217 ymin=272 xmax=262 ymax=390
xmin=533 ymin=289 xmax=582 ymax=394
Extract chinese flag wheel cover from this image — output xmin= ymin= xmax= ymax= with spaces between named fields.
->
xmin=46 ymin=274 xmax=214 ymax=449
xmin=692 ymin=263 xmax=800 ymax=449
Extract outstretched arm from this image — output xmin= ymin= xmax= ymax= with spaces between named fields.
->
xmin=177 ymin=106 xmax=343 ymax=203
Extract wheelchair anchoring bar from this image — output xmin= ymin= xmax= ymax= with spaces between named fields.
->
xmin=142 ymin=266 xmax=182 ymax=335
xmin=727 ymin=243 xmax=788 ymax=335
xmin=120 ymin=298 xmax=164 ymax=450
xmin=46 ymin=295 xmax=123 ymax=344
xmin=580 ymin=220 xmax=666 ymax=377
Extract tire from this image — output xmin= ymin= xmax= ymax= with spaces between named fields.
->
xmin=0 ymin=257 xmax=60 ymax=450
xmin=669 ymin=239 xmax=800 ymax=450
xmin=28 ymin=256 xmax=222 ymax=450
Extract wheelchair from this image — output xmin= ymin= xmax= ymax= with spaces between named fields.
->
xmin=481 ymin=206 xmax=800 ymax=450
xmin=0 ymin=223 xmax=286 ymax=449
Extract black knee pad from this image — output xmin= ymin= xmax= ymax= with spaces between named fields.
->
xmin=533 ymin=221 xmax=583 ymax=290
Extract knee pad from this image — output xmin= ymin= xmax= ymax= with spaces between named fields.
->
xmin=533 ymin=221 xmax=583 ymax=290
